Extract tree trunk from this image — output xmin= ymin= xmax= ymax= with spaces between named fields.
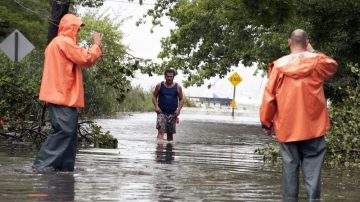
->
xmin=47 ymin=0 xmax=70 ymax=44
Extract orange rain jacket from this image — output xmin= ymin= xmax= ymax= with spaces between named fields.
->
xmin=260 ymin=51 xmax=338 ymax=142
xmin=39 ymin=14 xmax=102 ymax=108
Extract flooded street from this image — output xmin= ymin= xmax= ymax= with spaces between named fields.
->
xmin=0 ymin=111 xmax=359 ymax=201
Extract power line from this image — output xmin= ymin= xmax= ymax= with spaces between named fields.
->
xmin=14 ymin=0 xmax=60 ymax=27
xmin=14 ymin=0 xmax=44 ymax=15
xmin=105 ymin=0 xmax=155 ymax=6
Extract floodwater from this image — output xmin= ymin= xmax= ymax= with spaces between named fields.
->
xmin=0 ymin=111 xmax=359 ymax=201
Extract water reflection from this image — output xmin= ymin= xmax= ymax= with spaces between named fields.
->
xmin=155 ymin=143 xmax=175 ymax=163
xmin=29 ymin=173 xmax=74 ymax=202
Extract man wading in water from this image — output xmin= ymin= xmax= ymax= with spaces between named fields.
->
xmin=32 ymin=14 xmax=103 ymax=172
xmin=152 ymin=68 xmax=184 ymax=142
xmin=260 ymin=29 xmax=338 ymax=201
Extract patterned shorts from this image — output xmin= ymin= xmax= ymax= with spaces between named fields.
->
xmin=156 ymin=113 xmax=176 ymax=134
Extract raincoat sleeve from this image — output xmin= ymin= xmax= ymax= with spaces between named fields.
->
xmin=314 ymin=53 xmax=338 ymax=79
xmin=59 ymin=38 xmax=102 ymax=67
xmin=260 ymin=64 xmax=278 ymax=128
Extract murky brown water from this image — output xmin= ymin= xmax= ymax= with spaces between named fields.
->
xmin=0 ymin=111 xmax=359 ymax=201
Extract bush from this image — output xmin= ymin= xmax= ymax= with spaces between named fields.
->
xmin=117 ymin=86 xmax=154 ymax=112
xmin=184 ymin=96 xmax=197 ymax=107
xmin=326 ymin=65 xmax=360 ymax=167
xmin=255 ymin=141 xmax=281 ymax=163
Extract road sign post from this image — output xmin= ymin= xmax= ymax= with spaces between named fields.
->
xmin=228 ymin=72 xmax=243 ymax=117
xmin=15 ymin=32 xmax=18 ymax=62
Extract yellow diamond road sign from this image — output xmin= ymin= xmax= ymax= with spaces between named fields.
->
xmin=228 ymin=72 xmax=243 ymax=87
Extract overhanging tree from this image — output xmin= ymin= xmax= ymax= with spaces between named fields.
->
xmin=140 ymin=0 xmax=360 ymax=99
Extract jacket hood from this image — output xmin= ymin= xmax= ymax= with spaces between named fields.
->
xmin=273 ymin=51 xmax=318 ymax=79
xmin=58 ymin=14 xmax=83 ymax=39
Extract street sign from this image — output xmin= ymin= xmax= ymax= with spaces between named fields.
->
xmin=228 ymin=72 xmax=243 ymax=87
xmin=0 ymin=29 xmax=34 ymax=62
xmin=231 ymin=99 xmax=236 ymax=109
xmin=228 ymin=72 xmax=243 ymax=116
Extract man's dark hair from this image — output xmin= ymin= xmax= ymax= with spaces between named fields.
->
xmin=288 ymin=29 xmax=309 ymax=45
xmin=164 ymin=68 xmax=176 ymax=76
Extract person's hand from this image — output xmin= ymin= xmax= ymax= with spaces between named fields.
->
xmin=92 ymin=32 xmax=103 ymax=46
xmin=306 ymin=42 xmax=315 ymax=52
xmin=175 ymin=109 xmax=181 ymax=116
xmin=262 ymin=128 xmax=273 ymax=136
xmin=261 ymin=124 xmax=274 ymax=137
xmin=155 ymin=106 xmax=162 ymax=113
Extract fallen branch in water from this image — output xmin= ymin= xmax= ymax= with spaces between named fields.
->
xmin=0 ymin=120 xmax=117 ymax=148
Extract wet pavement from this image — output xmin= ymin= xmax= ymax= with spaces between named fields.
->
xmin=0 ymin=111 xmax=359 ymax=201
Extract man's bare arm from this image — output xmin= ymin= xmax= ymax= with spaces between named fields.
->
xmin=176 ymin=84 xmax=184 ymax=116
xmin=152 ymin=83 xmax=162 ymax=113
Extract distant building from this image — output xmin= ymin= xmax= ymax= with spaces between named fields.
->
xmin=187 ymin=96 xmax=232 ymax=107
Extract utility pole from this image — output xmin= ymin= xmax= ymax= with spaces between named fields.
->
xmin=47 ymin=0 xmax=70 ymax=43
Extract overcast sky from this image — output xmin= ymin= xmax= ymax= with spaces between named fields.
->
xmin=79 ymin=0 xmax=267 ymax=104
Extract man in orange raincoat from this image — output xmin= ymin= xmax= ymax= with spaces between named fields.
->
xmin=32 ymin=13 xmax=102 ymax=172
xmin=260 ymin=29 xmax=338 ymax=201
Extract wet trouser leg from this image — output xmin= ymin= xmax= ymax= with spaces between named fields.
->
xmin=280 ymin=141 xmax=300 ymax=201
xmin=300 ymin=136 xmax=326 ymax=200
xmin=32 ymin=104 xmax=78 ymax=171
xmin=280 ymin=136 xmax=326 ymax=201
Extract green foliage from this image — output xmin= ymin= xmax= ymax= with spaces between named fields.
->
xmin=85 ymin=123 xmax=118 ymax=149
xmin=255 ymin=141 xmax=281 ymax=164
xmin=76 ymin=0 xmax=105 ymax=8
xmin=141 ymin=0 xmax=360 ymax=100
xmin=139 ymin=0 xmax=297 ymax=86
xmin=326 ymin=65 xmax=360 ymax=167
xmin=294 ymin=0 xmax=360 ymax=104
xmin=0 ymin=0 xmax=50 ymax=49
xmin=184 ymin=96 xmax=196 ymax=107
xmin=0 ymin=51 xmax=43 ymax=122
xmin=117 ymin=86 xmax=154 ymax=112
xmin=77 ymin=11 xmax=143 ymax=115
